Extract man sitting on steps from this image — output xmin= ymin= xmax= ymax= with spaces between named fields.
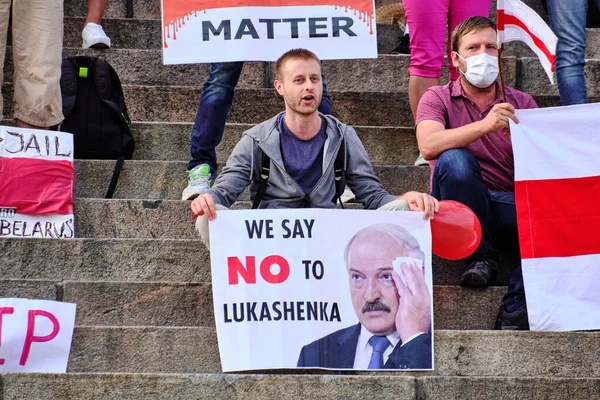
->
xmin=415 ymin=16 xmax=538 ymax=330
xmin=190 ymin=48 xmax=439 ymax=247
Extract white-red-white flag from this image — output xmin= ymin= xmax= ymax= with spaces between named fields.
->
xmin=0 ymin=127 xmax=75 ymax=239
xmin=497 ymin=0 xmax=557 ymax=84
xmin=511 ymin=103 xmax=600 ymax=331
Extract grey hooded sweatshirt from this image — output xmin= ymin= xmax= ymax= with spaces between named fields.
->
xmin=207 ymin=112 xmax=398 ymax=210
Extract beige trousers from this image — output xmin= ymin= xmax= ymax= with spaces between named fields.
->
xmin=0 ymin=0 xmax=63 ymax=127
xmin=195 ymin=199 xmax=411 ymax=249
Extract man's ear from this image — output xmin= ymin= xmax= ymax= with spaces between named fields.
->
xmin=451 ymin=51 xmax=461 ymax=71
xmin=274 ymin=79 xmax=284 ymax=96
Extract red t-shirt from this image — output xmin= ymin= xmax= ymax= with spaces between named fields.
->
xmin=416 ymin=80 xmax=538 ymax=192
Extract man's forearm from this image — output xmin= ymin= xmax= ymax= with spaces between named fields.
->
xmin=418 ymin=120 xmax=488 ymax=160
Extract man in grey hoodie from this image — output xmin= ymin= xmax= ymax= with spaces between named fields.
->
xmin=191 ymin=48 xmax=438 ymax=247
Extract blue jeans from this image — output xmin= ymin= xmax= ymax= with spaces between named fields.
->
xmin=431 ymin=149 xmax=524 ymax=309
xmin=547 ymin=0 xmax=600 ymax=105
xmin=188 ymin=62 xmax=332 ymax=174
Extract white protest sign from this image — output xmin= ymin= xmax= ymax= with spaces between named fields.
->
xmin=210 ymin=209 xmax=434 ymax=372
xmin=161 ymin=1 xmax=377 ymax=64
xmin=0 ymin=127 xmax=75 ymax=239
xmin=0 ymin=298 xmax=76 ymax=372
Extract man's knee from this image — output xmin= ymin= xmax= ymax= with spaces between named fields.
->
xmin=435 ymin=149 xmax=480 ymax=183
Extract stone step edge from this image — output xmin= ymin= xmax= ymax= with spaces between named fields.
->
xmin=5 ymin=371 xmax=599 ymax=378
xmin=72 ymin=326 xmax=600 ymax=336
xmin=130 ymin=121 xmax=416 ymax=129
xmin=2 ymin=278 xmax=508 ymax=289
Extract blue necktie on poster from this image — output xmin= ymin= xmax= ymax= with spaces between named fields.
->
xmin=367 ymin=335 xmax=391 ymax=369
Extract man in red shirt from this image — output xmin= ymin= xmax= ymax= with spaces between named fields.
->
xmin=416 ymin=16 xmax=537 ymax=330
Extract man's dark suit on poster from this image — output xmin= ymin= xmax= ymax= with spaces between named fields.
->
xmin=296 ymin=323 xmax=432 ymax=369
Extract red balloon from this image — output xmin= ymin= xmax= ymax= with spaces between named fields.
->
xmin=431 ymin=200 xmax=482 ymax=260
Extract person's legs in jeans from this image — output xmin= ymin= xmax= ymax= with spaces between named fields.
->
xmin=487 ymin=191 xmax=529 ymax=329
xmin=431 ymin=149 xmax=499 ymax=286
xmin=189 ymin=62 xmax=245 ymax=175
xmin=183 ymin=62 xmax=245 ymax=200
xmin=547 ymin=0 xmax=588 ymax=105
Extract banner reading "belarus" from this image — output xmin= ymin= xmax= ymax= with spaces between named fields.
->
xmin=161 ymin=0 xmax=377 ymax=64
xmin=0 ymin=127 xmax=75 ymax=239
xmin=210 ymin=209 xmax=434 ymax=372
xmin=511 ymin=103 xmax=600 ymax=331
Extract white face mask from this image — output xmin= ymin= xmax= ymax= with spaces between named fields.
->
xmin=455 ymin=52 xmax=499 ymax=88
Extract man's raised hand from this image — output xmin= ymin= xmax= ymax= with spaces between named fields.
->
xmin=392 ymin=261 xmax=432 ymax=343
xmin=481 ymin=103 xmax=519 ymax=135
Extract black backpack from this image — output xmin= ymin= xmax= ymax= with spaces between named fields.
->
xmin=59 ymin=56 xmax=134 ymax=198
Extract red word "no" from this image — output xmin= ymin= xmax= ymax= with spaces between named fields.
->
xmin=227 ymin=255 xmax=290 ymax=284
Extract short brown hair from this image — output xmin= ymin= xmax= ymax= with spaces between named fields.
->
xmin=451 ymin=16 xmax=496 ymax=53
xmin=275 ymin=48 xmax=321 ymax=80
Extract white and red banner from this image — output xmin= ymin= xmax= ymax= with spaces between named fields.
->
xmin=497 ymin=0 xmax=557 ymax=83
xmin=0 ymin=298 xmax=77 ymax=373
xmin=160 ymin=0 xmax=377 ymax=64
xmin=210 ymin=209 xmax=434 ymax=372
xmin=0 ymin=127 xmax=75 ymax=239
xmin=511 ymin=103 xmax=600 ymax=330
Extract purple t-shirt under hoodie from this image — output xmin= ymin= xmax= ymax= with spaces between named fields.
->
xmin=278 ymin=113 xmax=327 ymax=195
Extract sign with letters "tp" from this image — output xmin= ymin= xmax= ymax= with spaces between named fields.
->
xmin=0 ymin=298 xmax=76 ymax=373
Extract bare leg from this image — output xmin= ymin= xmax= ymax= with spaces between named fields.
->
xmin=409 ymin=75 xmax=440 ymax=166
xmin=408 ymin=75 xmax=440 ymax=121
xmin=85 ymin=0 xmax=108 ymax=26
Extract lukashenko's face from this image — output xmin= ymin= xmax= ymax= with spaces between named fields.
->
xmin=346 ymin=233 xmax=408 ymax=336
xmin=275 ymin=58 xmax=323 ymax=116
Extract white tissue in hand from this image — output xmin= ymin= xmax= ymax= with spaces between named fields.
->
xmin=392 ymin=257 xmax=422 ymax=287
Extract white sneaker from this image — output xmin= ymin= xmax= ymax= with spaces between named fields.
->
xmin=340 ymin=185 xmax=356 ymax=203
xmin=414 ymin=153 xmax=429 ymax=167
xmin=82 ymin=22 xmax=112 ymax=49
xmin=182 ymin=164 xmax=213 ymax=200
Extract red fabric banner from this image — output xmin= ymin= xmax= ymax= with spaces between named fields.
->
xmin=0 ymin=157 xmax=74 ymax=215
xmin=515 ymin=175 xmax=600 ymax=259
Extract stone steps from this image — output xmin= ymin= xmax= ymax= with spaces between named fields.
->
xmin=32 ymin=46 xmax=600 ymax=97
xmin=0 ymin=84 xmax=584 ymax=126
xmin=53 ymin=326 xmax=600 ymax=375
xmin=73 ymin=160 xmax=430 ymax=199
xmin=5 ymin=373 xmax=600 ymax=399
xmin=120 ymin=85 xmax=577 ymax=126
xmin=2 ymin=0 xmax=599 ymax=395
xmin=2 ymin=230 xmax=518 ymax=286
xmin=130 ymin=122 xmax=419 ymax=164
xmin=1 ymin=279 xmax=501 ymax=329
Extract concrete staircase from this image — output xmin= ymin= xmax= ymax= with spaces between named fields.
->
xmin=1 ymin=0 xmax=600 ymax=398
